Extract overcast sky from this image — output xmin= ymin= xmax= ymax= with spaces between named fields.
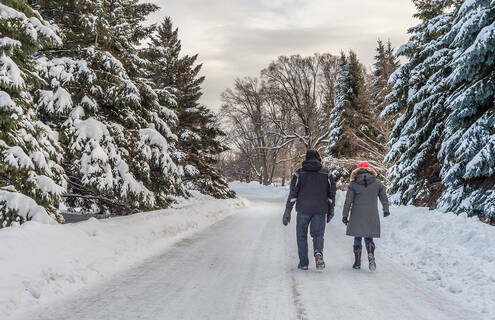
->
xmin=147 ymin=0 xmax=418 ymax=110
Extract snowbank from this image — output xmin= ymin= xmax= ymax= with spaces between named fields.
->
xmin=0 ymin=192 xmax=245 ymax=319
xmin=380 ymin=205 xmax=495 ymax=317
xmin=0 ymin=190 xmax=56 ymax=227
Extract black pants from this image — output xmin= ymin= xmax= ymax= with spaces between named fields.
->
xmin=296 ymin=212 xmax=326 ymax=266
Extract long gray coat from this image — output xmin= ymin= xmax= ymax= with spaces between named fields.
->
xmin=342 ymin=167 xmax=390 ymax=238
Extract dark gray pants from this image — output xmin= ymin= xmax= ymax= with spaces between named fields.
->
xmin=296 ymin=212 xmax=326 ymax=266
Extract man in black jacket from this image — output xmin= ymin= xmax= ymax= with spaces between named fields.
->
xmin=283 ymin=150 xmax=336 ymax=270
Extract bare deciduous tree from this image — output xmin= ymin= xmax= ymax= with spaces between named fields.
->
xmin=219 ymin=54 xmax=339 ymax=184
xmin=220 ymin=77 xmax=285 ymax=185
xmin=261 ymin=53 xmax=339 ymax=153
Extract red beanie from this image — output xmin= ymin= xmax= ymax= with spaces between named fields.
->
xmin=357 ymin=161 xmax=370 ymax=168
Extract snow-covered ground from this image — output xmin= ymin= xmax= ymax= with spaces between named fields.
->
xmin=381 ymin=206 xmax=495 ymax=316
xmin=235 ymin=182 xmax=495 ymax=318
xmin=2 ymin=182 xmax=493 ymax=319
xmin=0 ymin=191 xmax=245 ymax=319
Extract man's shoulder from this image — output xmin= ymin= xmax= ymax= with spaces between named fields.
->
xmin=294 ymin=168 xmax=303 ymax=175
xmin=318 ymin=167 xmax=331 ymax=175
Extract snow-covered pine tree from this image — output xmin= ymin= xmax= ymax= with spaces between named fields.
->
xmin=326 ymin=51 xmax=386 ymax=185
xmin=382 ymin=0 xmax=458 ymax=206
xmin=0 ymin=1 xmax=67 ymax=227
xmin=327 ymin=53 xmax=350 ymax=159
xmin=437 ymin=0 xmax=495 ymax=218
xmin=31 ymin=0 xmax=186 ymax=214
xmin=372 ymin=39 xmax=400 ymax=114
xmin=143 ymin=18 xmax=234 ymax=199
xmin=325 ymin=53 xmax=352 ymax=184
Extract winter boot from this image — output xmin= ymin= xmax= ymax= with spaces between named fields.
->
xmin=366 ymin=242 xmax=376 ymax=271
xmin=352 ymin=245 xmax=362 ymax=269
xmin=298 ymin=264 xmax=308 ymax=270
xmin=315 ymin=252 xmax=325 ymax=270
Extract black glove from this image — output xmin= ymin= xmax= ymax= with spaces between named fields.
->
xmin=326 ymin=207 xmax=334 ymax=223
xmin=326 ymin=213 xmax=334 ymax=223
xmin=384 ymin=211 xmax=390 ymax=217
xmin=283 ymin=208 xmax=291 ymax=226
xmin=342 ymin=216 xmax=349 ymax=225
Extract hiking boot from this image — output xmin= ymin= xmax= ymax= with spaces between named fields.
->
xmin=315 ymin=252 xmax=325 ymax=270
xmin=366 ymin=242 xmax=376 ymax=271
xmin=298 ymin=264 xmax=308 ymax=270
xmin=352 ymin=245 xmax=362 ymax=269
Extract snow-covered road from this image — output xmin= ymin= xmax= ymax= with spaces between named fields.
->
xmin=15 ymin=185 xmax=480 ymax=320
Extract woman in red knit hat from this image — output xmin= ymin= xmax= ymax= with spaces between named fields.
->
xmin=342 ymin=161 xmax=390 ymax=271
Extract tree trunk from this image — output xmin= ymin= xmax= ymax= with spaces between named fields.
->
xmin=281 ymin=160 xmax=287 ymax=186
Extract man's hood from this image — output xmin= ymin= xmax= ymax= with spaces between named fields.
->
xmin=302 ymin=159 xmax=322 ymax=172
xmin=305 ymin=149 xmax=321 ymax=162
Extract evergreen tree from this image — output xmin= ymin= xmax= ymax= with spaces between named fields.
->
xmin=326 ymin=51 xmax=386 ymax=184
xmin=372 ymin=39 xmax=400 ymax=114
xmin=437 ymin=0 xmax=495 ymax=218
xmin=384 ymin=0 xmax=495 ymax=218
xmin=143 ymin=18 xmax=234 ymax=198
xmin=325 ymin=53 xmax=349 ymax=185
xmin=327 ymin=52 xmax=352 ymax=158
xmin=382 ymin=0 xmax=459 ymax=206
xmin=30 ymin=0 xmax=186 ymax=214
xmin=0 ymin=1 xmax=67 ymax=227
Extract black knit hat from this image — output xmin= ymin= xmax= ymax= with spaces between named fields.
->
xmin=305 ymin=150 xmax=321 ymax=162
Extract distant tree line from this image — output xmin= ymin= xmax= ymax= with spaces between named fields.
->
xmin=220 ymin=42 xmax=398 ymax=187
xmin=220 ymin=0 xmax=495 ymax=221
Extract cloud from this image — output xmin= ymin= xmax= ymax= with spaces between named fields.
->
xmin=148 ymin=0 xmax=418 ymax=110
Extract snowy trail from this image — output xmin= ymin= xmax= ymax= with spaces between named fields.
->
xmin=15 ymin=188 xmax=480 ymax=320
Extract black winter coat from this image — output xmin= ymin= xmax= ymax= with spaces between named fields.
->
xmin=285 ymin=160 xmax=336 ymax=215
